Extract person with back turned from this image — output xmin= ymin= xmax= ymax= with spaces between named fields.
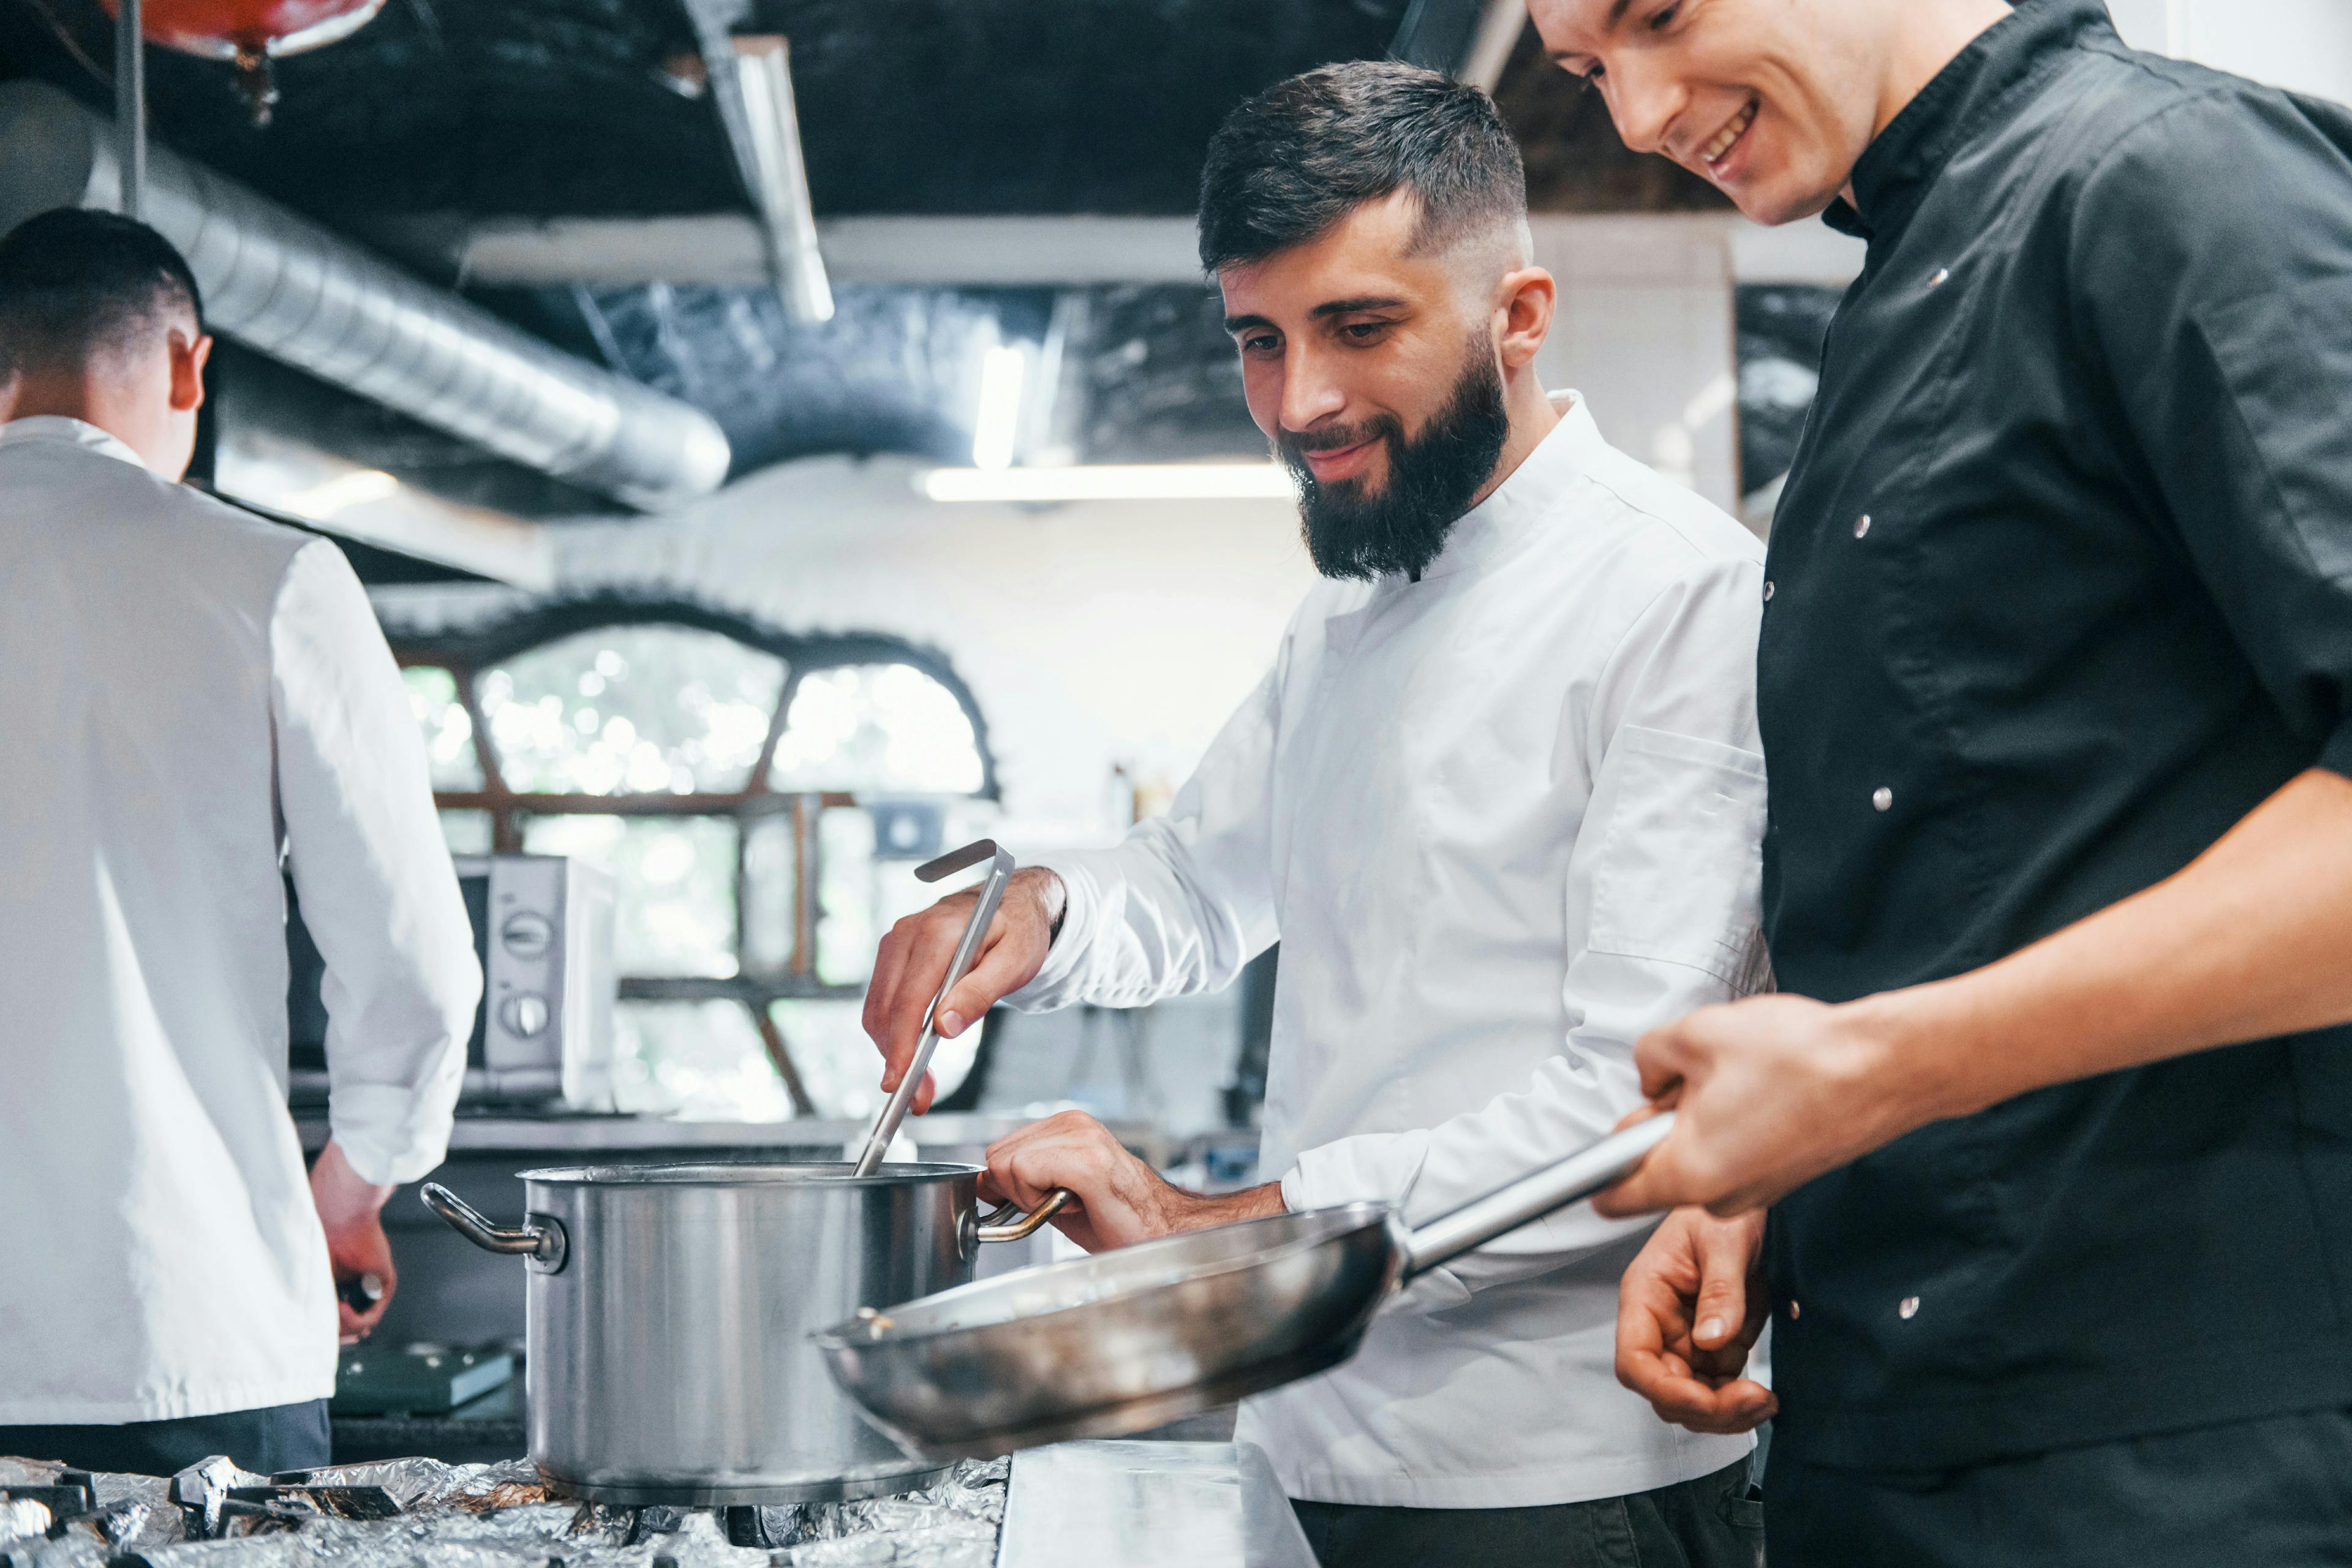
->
xmin=0 ymin=209 xmax=480 ymax=1476
xmin=863 ymin=64 xmax=1771 ymax=1568
xmin=1524 ymin=0 xmax=2352 ymax=1560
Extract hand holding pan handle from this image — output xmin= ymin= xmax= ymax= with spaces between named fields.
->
xmin=1395 ymin=1112 xmax=1676 ymax=1278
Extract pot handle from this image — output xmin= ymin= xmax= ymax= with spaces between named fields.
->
xmin=421 ymin=1182 xmax=569 ymax=1273
xmin=976 ymin=1187 xmax=1072 ymax=1243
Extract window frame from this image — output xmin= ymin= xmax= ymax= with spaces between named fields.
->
xmin=393 ymin=598 xmax=997 ymax=1115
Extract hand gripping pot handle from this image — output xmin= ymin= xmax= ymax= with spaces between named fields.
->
xmin=974 ymin=1188 xmax=1071 ymax=1243
xmin=421 ymin=1182 xmax=570 ymax=1273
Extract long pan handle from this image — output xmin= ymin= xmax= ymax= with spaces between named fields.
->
xmin=851 ymin=840 xmax=1017 ymax=1177
xmin=1395 ymin=1113 xmax=1676 ymax=1278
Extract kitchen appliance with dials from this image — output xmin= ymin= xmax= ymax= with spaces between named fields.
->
xmin=288 ymin=853 xmax=617 ymax=1109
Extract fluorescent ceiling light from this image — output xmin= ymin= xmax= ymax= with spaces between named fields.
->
xmin=282 ymin=468 xmax=401 ymax=518
xmin=920 ymin=463 xmax=1296 ymax=503
xmin=971 ymin=344 xmax=1026 ymax=471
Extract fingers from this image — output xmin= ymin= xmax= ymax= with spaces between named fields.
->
xmin=1591 ymin=1134 xmax=1687 ymax=1218
xmin=868 ymin=897 xmax=977 ymax=1090
xmin=337 ymin=1283 xmax=393 ymax=1342
xmin=984 ymin=1117 xmax=1076 ymax=1213
xmin=330 ymin=1240 xmax=396 ymax=1343
xmin=1616 ymin=1261 xmax=1776 ymax=1434
xmin=1614 ymin=1209 xmax=1775 ymax=1434
xmin=1689 ymin=1227 xmax=1751 ymax=1352
xmin=1618 ymin=1360 xmax=1780 ymax=1434
xmin=868 ymin=882 xmax=1054 ymax=1098
xmin=937 ymin=916 xmax=1047 ymax=1039
xmin=983 ymin=1112 xmax=1138 ymax=1243
xmin=1632 ymin=1014 xmax=1695 ymax=1104
xmin=861 ymin=919 xmax=906 ymax=1053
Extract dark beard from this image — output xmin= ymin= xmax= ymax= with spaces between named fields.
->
xmin=1276 ymin=341 xmax=1511 ymax=582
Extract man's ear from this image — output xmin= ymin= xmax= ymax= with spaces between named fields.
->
xmin=1496 ymin=266 xmax=1556 ymax=370
xmin=169 ymin=330 xmax=213 ymax=413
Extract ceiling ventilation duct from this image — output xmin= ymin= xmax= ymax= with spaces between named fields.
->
xmin=0 ymin=81 xmax=731 ymax=510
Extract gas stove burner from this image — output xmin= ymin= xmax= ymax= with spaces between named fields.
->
xmin=545 ymin=1460 xmax=957 ymax=1509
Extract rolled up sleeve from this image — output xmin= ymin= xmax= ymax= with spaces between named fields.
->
xmin=271 ymin=542 xmax=480 ymax=1185
xmin=1283 ymin=554 xmax=1769 ymax=1306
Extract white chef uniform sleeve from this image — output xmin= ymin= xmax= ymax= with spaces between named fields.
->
xmin=1280 ymin=554 xmax=1768 ymax=1309
xmin=271 ymin=540 xmax=481 ymax=1186
xmin=1009 ymin=647 xmax=1286 ymax=1011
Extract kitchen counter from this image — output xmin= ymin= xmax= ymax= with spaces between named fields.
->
xmin=997 ymin=1441 xmax=1317 ymax=1568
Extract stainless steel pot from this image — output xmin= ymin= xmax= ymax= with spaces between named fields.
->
xmin=422 ymin=1161 xmax=1061 ymax=1503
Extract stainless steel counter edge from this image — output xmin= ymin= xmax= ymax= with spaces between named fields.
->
xmin=997 ymin=1441 xmax=1318 ymax=1568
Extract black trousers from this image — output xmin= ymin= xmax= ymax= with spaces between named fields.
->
xmin=1291 ymin=1458 xmax=1763 ymax=1568
xmin=0 ymin=1400 xmax=330 ymax=1477
xmin=1768 ymin=1404 xmax=2352 ymax=1567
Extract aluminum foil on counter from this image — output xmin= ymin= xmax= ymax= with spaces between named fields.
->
xmin=748 ymin=1459 xmax=1006 ymax=1568
xmin=2 ymin=1457 xmax=1007 ymax=1568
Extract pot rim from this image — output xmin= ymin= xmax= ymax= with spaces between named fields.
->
xmin=516 ymin=1160 xmax=985 ymax=1187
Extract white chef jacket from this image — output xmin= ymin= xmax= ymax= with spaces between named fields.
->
xmin=0 ymin=418 xmax=480 ymax=1424
xmin=1014 ymin=394 xmax=1768 ymax=1508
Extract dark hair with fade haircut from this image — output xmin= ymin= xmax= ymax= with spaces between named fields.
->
xmin=1197 ymin=60 xmax=1527 ymax=273
xmin=0 ymin=208 xmax=204 ymax=377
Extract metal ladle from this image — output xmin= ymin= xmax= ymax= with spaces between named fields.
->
xmin=848 ymin=840 xmax=1072 ymax=1231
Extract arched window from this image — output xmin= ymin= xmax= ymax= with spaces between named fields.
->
xmin=394 ymin=602 xmax=995 ymax=1121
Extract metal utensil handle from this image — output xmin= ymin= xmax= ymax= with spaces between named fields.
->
xmin=851 ymin=841 xmax=1018 ymax=1176
xmin=976 ymin=1187 xmax=1074 ymax=1243
xmin=1396 ymin=1114 xmax=1676 ymax=1278
xmin=420 ymin=1182 xmax=569 ymax=1272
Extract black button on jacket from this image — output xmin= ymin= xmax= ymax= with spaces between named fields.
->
xmin=1760 ymin=0 xmax=2352 ymax=1470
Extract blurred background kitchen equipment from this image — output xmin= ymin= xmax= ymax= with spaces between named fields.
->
xmin=289 ymin=853 xmax=617 ymax=1110
xmin=421 ymin=1159 xmax=1060 ymax=1502
xmin=329 ymin=1344 xmax=514 ymax=1417
xmin=818 ymin=1114 xmax=1676 ymax=1458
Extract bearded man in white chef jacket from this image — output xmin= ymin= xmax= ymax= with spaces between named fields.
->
xmin=0 ymin=210 xmax=480 ymax=1475
xmin=864 ymin=63 xmax=1767 ymax=1567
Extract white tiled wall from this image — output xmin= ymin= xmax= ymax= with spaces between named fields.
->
xmin=2109 ymin=0 xmax=2352 ymax=107
xmin=1531 ymin=215 xmax=1741 ymax=514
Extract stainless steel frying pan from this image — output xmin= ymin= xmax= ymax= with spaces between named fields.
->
xmin=813 ymin=1113 xmax=1676 ymax=1460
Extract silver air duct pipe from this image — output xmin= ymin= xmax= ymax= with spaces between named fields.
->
xmin=0 ymin=81 xmax=731 ymax=510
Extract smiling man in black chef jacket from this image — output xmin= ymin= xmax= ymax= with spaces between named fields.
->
xmin=0 ymin=209 xmax=480 ymax=1476
xmin=1522 ymin=0 xmax=2352 ymax=1562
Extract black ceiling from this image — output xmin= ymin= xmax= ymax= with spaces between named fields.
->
xmin=759 ymin=0 xmax=1412 ymax=217
xmin=1 ymin=0 xmax=1711 ymax=221
xmin=3 ymin=0 xmax=1420 ymax=219
xmin=499 ymin=278 xmax=1258 ymax=477
xmin=3 ymin=0 xmax=743 ymax=213
xmin=1 ymin=0 xmax=1722 ymax=510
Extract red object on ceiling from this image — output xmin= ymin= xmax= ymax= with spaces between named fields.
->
xmin=99 ymin=0 xmax=385 ymax=122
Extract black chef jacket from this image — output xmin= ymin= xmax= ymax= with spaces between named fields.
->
xmin=1758 ymin=0 xmax=2352 ymax=1472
